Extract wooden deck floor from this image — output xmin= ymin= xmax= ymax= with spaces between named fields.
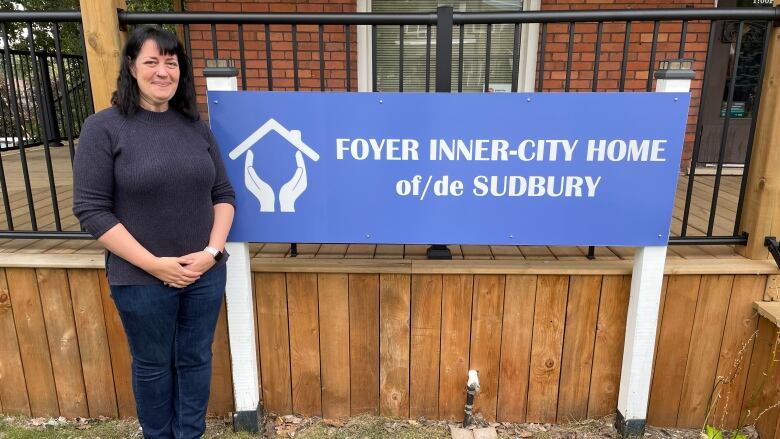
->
xmin=0 ymin=144 xmax=747 ymax=261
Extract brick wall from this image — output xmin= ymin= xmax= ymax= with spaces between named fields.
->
xmin=185 ymin=0 xmax=359 ymax=118
xmin=185 ymin=0 xmax=716 ymax=169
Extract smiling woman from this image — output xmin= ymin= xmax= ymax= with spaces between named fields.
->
xmin=72 ymin=25 xmax=235 ymax=439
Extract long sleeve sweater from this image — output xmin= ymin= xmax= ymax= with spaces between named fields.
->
xmin=73 ymin=106 xmax=235 ymax=285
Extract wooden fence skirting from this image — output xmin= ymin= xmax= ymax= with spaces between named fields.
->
xmin=1 ymin=267 xmax=779 ymax=434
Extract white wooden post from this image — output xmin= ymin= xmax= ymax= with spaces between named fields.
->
xmin=204 ymin=60 xmax=260 ymax=432
xmin=615 ymin=59 xmax=694 ymax=437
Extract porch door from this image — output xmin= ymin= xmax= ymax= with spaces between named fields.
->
xmin=697 ymin=0 xmax=769 ymax=165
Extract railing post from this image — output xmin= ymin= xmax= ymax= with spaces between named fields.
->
xmin=737 ymin=2 xmax=780 ymax=260
xmin=427 ymin=5 xmax=454 ymax=260
xmin=435 ymin=5 xmax=453 ymax=93
xmin=37 ymin=54 xmax=61 ymax=144
xmin=204 ymin=59 xmax=261 ymax=433
xmin=615 ymin=59 xmax=694 ymax=438
xmin=79 ymin=0 xmax=127 ymax=112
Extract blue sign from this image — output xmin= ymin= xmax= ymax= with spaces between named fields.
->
xmin=207 ymin=92 xmax=690 ymax=246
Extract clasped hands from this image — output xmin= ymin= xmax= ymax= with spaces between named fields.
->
xmin=146 ymin=251 xmax=215 ymax=288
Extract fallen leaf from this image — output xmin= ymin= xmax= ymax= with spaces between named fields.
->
xmin=519 ymin=431 xmax=533 ymax=438
xmin=324 ymin=418 xmax=344 ymax=427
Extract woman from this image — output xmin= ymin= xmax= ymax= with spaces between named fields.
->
xmin=73 ymin=26 xmax=235 ymax=439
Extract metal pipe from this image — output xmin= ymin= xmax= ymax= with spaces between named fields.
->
xmin=592 ymin=21 xmax=603 ymax=91
xmin=565 ymin=22 xmax=574 ymax=92
xmin=292 ymin=24 xmax=299 ymax=90
xmin=619 ymin=21 xmax=632 ymax=91
xmin=399 ymin=25 xmax=404 ymax=92
xmin=27 ymin=22 xmax=62 ymax=231
xmin=115 ymin=8 xmax=780 ymax=25
xmin=2 ymin=24 xmax=37 ymax=230
xmin=425 ymin=24 xmax=431 ymax=92
xmin=510 ymin=22 xmax=520 ymax=93
xmin=264 ymin=24 xmax=273 ymax=90
xmin=646 ymin=21 xmax=660 ymax=91
xmin=0 ymin=231 xmax=91 ymax=239
xmin=708 ymin=20 xmax=744 ymax=236
xmin=484 ymin=23 xmax=492 ymax=92
xmin=345 ymin=24 xmax=351 ymax=91
xmin=319 ymin=24 xmax=325 ymax=92
xmin=238 ymin=24 xmax=247 ymax=91
xmin=463 ymin=370 xmax=480 ymax=427
xmin=680 ymin=22 xmax=717 ymax=237
xmin=668 ymin=235 xmax=747 ymax=245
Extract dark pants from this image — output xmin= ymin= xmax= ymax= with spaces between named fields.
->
xmin=110 ymin=264 xmax=227 ymax=439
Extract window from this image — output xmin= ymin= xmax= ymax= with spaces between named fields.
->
xmin=370 ymin=0 xmax=527 ymax=92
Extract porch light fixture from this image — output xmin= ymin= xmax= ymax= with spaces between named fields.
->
xmin=654 ymin=58 xmax=696 ymax=80
xmin=203 ymin=58 xmax=237 ymax=77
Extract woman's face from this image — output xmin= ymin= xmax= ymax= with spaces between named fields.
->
xmin=131 ymin=39 xmax=180 ymax=111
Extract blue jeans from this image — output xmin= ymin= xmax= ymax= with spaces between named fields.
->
xmin=110 ymin=264 xmax=227 ymax=439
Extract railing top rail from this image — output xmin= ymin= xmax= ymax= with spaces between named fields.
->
xmin=115 ymin=7 xmax=780 ymax=25
xmin=453 ymin=7 xmax=780 ymax=23
xmin=119 ymin=11 xmax=437 ymax=25
xmin=4 ymin=48 xmax=83 ymax=58
xmin=0 ymin=7 xmax=775 ymax=25
xmin=0 ymin=10 xmax=81 ymax=22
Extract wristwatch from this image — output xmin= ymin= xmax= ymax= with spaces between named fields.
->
xmin=203 ymin=246 xmax=224 ymax=262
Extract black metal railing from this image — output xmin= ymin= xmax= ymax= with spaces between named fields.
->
xmin=0 ymin=11 xmax=92 ymax=237
xmin=0 ymin=7 xmax=777 ymax=249
xmin=0 ymin=49 xmax=90 ymax=150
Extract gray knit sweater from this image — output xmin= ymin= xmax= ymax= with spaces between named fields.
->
xmin=73 ymin=106 xmax=235 ymax=285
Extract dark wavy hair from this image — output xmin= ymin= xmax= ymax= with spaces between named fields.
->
xmin=111 ymin=25 xmax=198 ymax=121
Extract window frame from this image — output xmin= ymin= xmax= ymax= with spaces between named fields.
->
xmin=356 ymin=0 xmax=541 ymax=92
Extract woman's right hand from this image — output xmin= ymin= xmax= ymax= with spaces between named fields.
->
xmin=145 ymin=257 xmax=202 ymax=288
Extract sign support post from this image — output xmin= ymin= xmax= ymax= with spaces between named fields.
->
xmin=615 ymin=59 xmax=694 ymax=437
xmin=204 ymin=59 xmax=260 ymax=433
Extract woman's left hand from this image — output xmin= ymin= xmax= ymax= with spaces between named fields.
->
xmin=177 ymin=251 xmax=216 ymax=276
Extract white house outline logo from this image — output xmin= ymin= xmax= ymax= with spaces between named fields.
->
xmin=229 ymin=118 xmax=320 ymax=213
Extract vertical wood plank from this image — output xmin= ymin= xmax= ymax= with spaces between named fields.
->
xmin=677 ymin=275 xmax=735 ymax=427
xmin=753 ymin=319 xmax=780 ymax=439
xmin=380 ymin=274 xmax=410 ymax=418
xmin=97 ymin=271 xmax=136 ymax=419
xmin=208 ymin=299 xmax=234 ymax=415
xmin=496 ymin=275 xmax=536 ymax=423
xmin=438 ymin=274 xmax=474 ymax=420
xmin=349 ymin=274 xmax=379 ymax=415
xmin=587 ymin=275 xmax=631 ymax=418
xmin=0 ymin=268 xmax=31 ymax=415
xmin=469 ymin=274 xmax=506 ymax=422
xmin=410 ymin=274 xmax=441 ymax=419
xmin=526 ymin=275 xmax=568 ymax=423
xmin=557 ymin=275 xmax=602 ymax=422
xmin=255 ymin=273 xmax=292 ymax=414
xmin=287 ymin=273 xmax=322 ymax=416
xmin=37 ymin=268 xmax=88 ymax=418
xmin=711 ymin=275 xmax=766 ymax=429
xmin=318 ymin=273 xmax=350 ymax=419
xmin=742 ymin=318 xmax=780 ymax=438
xmin=68 ymin=269 xmax=118 ymax=418
xmin=646 ymin=275 xmax=701 ymax=426
xmin=6 ymin=267 xmax=59 ymax=417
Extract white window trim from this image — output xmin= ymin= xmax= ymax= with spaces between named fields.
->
xmin=356 ymin=0 xmax=541 ymax=92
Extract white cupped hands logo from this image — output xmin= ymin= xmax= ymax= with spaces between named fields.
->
xmin=229 ymin=119 xmax=320 ymax=213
